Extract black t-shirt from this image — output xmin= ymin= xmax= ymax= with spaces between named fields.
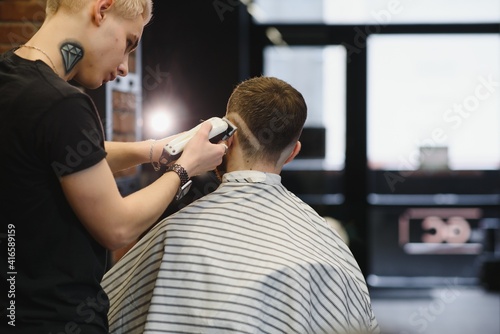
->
xmin=0 ymin=49 xmax=109 ymax=333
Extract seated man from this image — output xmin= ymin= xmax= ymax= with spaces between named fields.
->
xmin=101 ymin=76 xmax=380 ymax=334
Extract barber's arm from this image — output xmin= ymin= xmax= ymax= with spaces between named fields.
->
xmin=104 ymin=135 xmax=175 ymax=173
xmin=60 ymin=122 xmax=225 ymax=250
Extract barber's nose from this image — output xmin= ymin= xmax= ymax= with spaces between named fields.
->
xmin=117 ymin=61 xmax=129 ymax=77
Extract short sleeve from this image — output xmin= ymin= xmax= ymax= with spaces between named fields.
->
xmin=38 ymin=95 xmax=107 ymax=178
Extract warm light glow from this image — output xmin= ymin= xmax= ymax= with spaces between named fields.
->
xmin=145 ymin=105 xmax=175 ymax=137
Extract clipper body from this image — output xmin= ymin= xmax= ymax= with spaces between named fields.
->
xmin=159 ymin=117 xmax=237 ymax=166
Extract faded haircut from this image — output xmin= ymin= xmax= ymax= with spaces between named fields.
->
xmin=226 ymin=76 xmax=307 ymax=164
xmin=45 ymin=0 xmax=153 ymax=23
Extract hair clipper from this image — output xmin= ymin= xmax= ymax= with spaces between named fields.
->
xmin=159 ymin=117 xmax=237 ymax=166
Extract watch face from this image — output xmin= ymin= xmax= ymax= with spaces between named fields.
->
xmin=175 ymin=179 xmax=193 ymax=200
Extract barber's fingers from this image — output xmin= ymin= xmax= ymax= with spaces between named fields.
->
xmin=220 ymin=142 xmax=228 ymax=155
xmin=196 ymin=120 xmax=213 ymax=138
xmin=191 ymin=122 xmax=228 ymax=161
xmin=196 ymin=121 xmax=228 ymax=155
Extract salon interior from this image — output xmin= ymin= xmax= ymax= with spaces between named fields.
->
xmin=82 ymin=1 xmax=500 ymax=333
xmin=93 ymin=0 xmax=500 ymax=334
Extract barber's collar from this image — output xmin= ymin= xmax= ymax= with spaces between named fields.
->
xmin=222 ymin=170 xmax=281 ymax=185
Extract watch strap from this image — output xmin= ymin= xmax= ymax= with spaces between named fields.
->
xmin=166 ymin=163 xmax=192 ymax=200
xmin=166 ymin=163 xmax=190 ymax=186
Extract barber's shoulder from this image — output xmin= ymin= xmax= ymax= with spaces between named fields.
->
xmin=45 ymin=79 xmax=98 ymax=112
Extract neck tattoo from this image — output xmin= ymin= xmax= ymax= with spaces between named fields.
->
xmin=60 ymin=42 xmax=84 ymax=75
xmin=18 ymin=44 xmax=59 ymax=76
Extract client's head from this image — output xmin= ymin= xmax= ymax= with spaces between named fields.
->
xmin=219 ymin=76 xmax=307 ymax=175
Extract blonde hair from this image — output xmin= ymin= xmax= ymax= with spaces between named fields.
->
xmin=46 ymin=0 xmax=153 ymax=23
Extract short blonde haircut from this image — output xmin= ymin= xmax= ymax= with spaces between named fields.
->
xmin=46 ymin=0 xmax=153 ymax=24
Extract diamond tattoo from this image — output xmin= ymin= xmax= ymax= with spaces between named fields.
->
xmin=60 ymin=42 xmax=84 ymax=74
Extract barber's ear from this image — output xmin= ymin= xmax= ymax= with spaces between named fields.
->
xmin=93 ymin=0 xmax=114 ymax=25
xmin=284 ymin=141 xmax=301 ymax=165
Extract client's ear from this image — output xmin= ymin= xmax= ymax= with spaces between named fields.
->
xmin=226 ymin=135 xmax=235 ymax=148
xmin=284 ymin=141 xmax=301 ymax=165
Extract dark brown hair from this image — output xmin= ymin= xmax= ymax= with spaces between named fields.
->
xmin=226 ymin=76 xmax=307 ymax=163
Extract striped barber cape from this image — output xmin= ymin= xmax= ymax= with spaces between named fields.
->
xmin=101 ymin=171 xmax=380 ymax=334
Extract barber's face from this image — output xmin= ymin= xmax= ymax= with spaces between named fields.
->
xmin=74 ymin=14 xmax=144 ymax=89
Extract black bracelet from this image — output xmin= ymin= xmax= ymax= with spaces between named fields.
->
xmin=166 ymin=163 xmax=192 ymax=200
xmin=166 ymin=163 xmax=190 ymax=186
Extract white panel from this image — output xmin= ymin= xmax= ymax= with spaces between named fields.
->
xmin=264 ymin=45 xmax=346 ymax=170
xmin=367 ymin=34 xmax=500 ymax=170
xmin=252 ymin=0 xmax=500 ymax=24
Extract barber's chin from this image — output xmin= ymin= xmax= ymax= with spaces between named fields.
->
xmin=74 ymin=78 xmax=102 ymax=90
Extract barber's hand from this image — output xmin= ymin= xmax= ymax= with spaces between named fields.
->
xmin=176 ymin=121 xmax=227 ymax=177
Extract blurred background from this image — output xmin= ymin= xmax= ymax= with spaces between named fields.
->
xmin=1 ymin=0 xmax=499 ymax=333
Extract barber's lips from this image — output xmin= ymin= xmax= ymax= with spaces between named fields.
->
xmin=104 ymin=74 xmax=116 ymax=84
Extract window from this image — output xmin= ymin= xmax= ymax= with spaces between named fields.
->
xmin=367 ymin=33 xmax=500 ymax=171
xmin=264 ymin=45 xmax=347 ymax=170
xmin=251 ymin=0 xmax=500 ymax=25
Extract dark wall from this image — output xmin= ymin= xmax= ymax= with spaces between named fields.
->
xmin=141 ymin=0 xmax=242 ymax=129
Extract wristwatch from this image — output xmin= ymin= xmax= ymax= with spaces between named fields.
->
xmin=166 ymin=163 xmax=192 ymax=200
